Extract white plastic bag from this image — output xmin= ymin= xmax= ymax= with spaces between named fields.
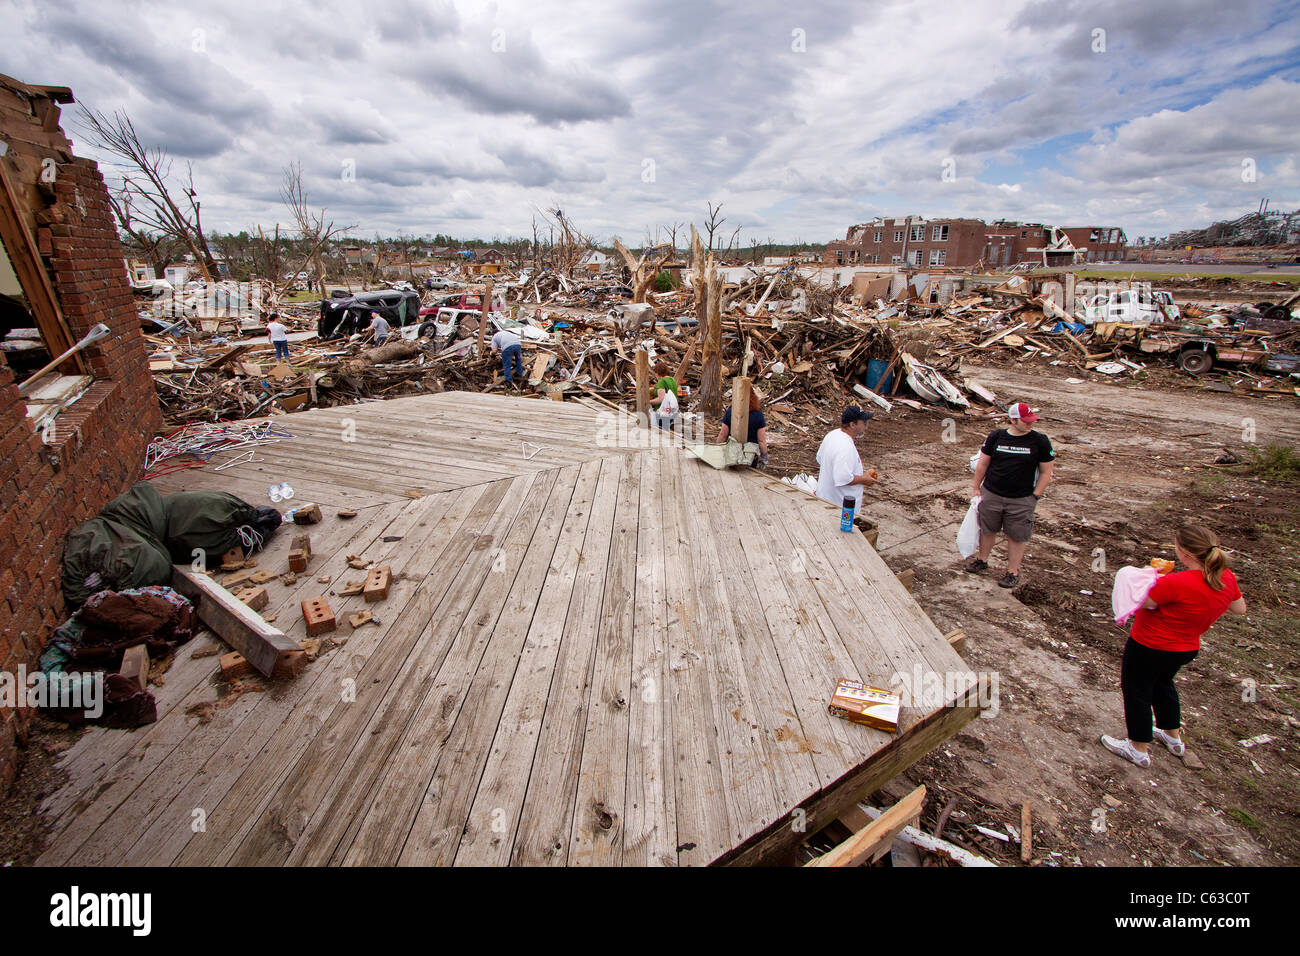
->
xmin=957 ymin=496 xmax=981 ymax=558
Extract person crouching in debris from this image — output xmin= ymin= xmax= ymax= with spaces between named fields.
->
xmin=718 ymin=386 xmax=769 ymax=467
xmin=491 ymin=327 xmax=524 ymax=389
xmin=965 ymin=402 xmax=1054 ymax=589
xmin=365 ymin=310 xmax=390 ymax=346
xmin=650 ymin=361 xmax=679 ymax=431
xmin=816 ymin=405 xmax=877 ymax=507
xmin=1101 ymin=525 xmax=1246 ymax=768
xmin=266 ymin=312 xmax=290 ymax=361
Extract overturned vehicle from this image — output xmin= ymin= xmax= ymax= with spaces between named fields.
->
xmin=318 ymin=289 xmax=421 ymax=339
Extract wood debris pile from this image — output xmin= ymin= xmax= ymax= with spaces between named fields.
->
xmin=147 ymin=265 xmax=1299 ymax=426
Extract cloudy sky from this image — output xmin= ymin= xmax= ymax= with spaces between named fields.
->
xmin=4 ymin=0 xmax=1299 ymax=246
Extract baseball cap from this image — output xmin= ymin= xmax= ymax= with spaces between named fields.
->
xmin=1008 ymin=401 xmax=1039 ymax=423
xmin=842 ymin=405 xmax=874 ymax=425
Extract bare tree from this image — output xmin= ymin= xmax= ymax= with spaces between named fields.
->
xmin=79 ymin=107 xmax=221 ymax=280
xmin=704 ymin=202 xmax=726 ymax=252
xmin=535 ymin=205 xmax=594 ymax=277
xmin=280 ymin=161 xmax=353 ymax=295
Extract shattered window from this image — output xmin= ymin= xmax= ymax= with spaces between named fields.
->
xmin=0 ymin=220 xmax=93 ymax=437
xmin=909 ymin=225 xmax=924 ymax=242
xmin=929 ymin=249 xmax=946 ymax=266
xmin=932 ymin=225 xmax=948 ymax=241
xmin=893 ymin=230 xmax=904 ymax=243
xmin=873 ymin=231 xmax=882 ymax=243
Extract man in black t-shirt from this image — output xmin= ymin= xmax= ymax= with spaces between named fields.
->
xmin=966 ymin=401 xmax=1055 ymax=588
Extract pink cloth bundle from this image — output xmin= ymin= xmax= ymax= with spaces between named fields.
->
xmin=1112 ymin=565 xmax=1161 ymax=625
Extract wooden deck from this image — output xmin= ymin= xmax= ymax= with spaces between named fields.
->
xmin=38 ymin=392 xmax=980 ymax=866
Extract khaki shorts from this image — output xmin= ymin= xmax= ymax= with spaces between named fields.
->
xmin=977 ymin=488 xmax=1038 ymax=543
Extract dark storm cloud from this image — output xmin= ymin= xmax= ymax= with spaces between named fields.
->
xmin=42 ymin=4 xmax=271 ymax=134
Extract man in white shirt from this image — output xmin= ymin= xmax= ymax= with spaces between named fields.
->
xmin=816 ymin=405 xmax=878 ymax=509
xmin=490 ymin=328 xmax=524 ymax=388
xmin=266 ymin=313 xmax=289 ymax=361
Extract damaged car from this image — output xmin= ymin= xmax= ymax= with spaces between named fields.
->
xmin=318 ymin=288 xmax=421 ymax=339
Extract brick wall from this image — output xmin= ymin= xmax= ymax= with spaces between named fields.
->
xmin=0 ymin=93 xmax=163 ymax=795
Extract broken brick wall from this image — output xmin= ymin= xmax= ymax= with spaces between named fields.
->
xmin=0 ymin=76 xmax=162 ymax=795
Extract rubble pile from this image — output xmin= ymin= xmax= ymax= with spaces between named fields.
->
xmin=145 ymin=264 xmax=1300 ymax=426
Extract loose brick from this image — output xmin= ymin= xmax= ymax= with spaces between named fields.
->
xmin=363 ymin=566 xmax=391 ymax=603
xmin=301 ymin=597 xmax=336 ymax=636
xmin=235 ymin=586 xmax=269 ymax=612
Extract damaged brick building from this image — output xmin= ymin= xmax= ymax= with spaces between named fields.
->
xmin=0 ymin=73 xmax=162 ymax=793
xmin=825 ymin=216 xmax=1127 ymax=269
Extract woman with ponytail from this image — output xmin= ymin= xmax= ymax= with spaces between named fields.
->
xmin=1101 ymin=525 xmax=1247 ymax=767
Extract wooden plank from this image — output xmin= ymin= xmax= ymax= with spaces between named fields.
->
xmin=621 ymin=449 xmax=677 ymax=866
xmin=635 ymin=349 xmax=650 ymax=424
xmin=170 ymin=565 xmax=301 ymax=677
xmin=673 ymin=457 xmax=784 ymax=857
xmin=710 ymin=457 xmax=864 ymax=789
xmin=275 ymin=470 xmax=557 ymax=866
xmin=398 ymin=459 xmax=602 ymax=866
xmin=340 ymin=464 xmax=587 ymax=865
xmin=690 ymin=464 xmax=822 ymax=802
xmin=222 ymin=477 xmax=524 ymax=866
xmin=508 ymin=455 xmax=624 ymax=865
xmin=805 ymin=784 xmax=926 ymax=867
xmin=568 ymin=453 xmax=640 ymax=865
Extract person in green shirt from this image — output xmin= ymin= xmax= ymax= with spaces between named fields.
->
xmin=650 ymin=362 xmax=680 ymax=430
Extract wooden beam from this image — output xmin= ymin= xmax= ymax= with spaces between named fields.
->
xmin=475 ymin=279 xmax=494 ymax=355
xmin=635 ymin=349 xmax=650 ymax=425
xmin=805 ymin=785 xmax=926 ymax=867
xmin=170 ymin=565 xmax=305 ymax=679
xmin=714 ymin=678 xmax=987 ymax=866
xmin=944 ymin=627 xmax=966 ymax=654
xmin=672 ymin=335 xmax=698 ymax=386
xmin=701 ymin=263 xmax=722 ymax=417
xmin=730 ymin=376 xmax=751 ymax=445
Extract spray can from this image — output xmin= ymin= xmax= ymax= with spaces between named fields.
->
xmin=841 ymin=496 xmax=855 ymax=532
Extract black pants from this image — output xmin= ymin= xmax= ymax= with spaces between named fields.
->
xmin=1121 ymin=637 xmax=1197 ymax=743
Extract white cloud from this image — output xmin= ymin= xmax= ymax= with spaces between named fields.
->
xmin=0 ymin=0 xmax=1295 ymax=243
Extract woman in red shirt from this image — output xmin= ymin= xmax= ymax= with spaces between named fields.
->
xmin=1101 ymin=525 xmax=1246 ymax=767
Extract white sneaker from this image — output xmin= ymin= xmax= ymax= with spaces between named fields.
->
xmin=1154 ymin=728 xmax=1186 ymax=756
xmin=1101 ymin=734 xmax=1151 ymax=768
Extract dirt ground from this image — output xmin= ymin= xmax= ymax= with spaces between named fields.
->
xmin=765 ymin=361 xmax=1300 ymax=866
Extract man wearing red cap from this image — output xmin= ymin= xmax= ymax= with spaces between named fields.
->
xmin=966 ymin=401 xmax=1055 ymax=588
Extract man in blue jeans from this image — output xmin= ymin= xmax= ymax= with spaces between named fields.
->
xmin=490 ymin=327 xmax=523 ymax=388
